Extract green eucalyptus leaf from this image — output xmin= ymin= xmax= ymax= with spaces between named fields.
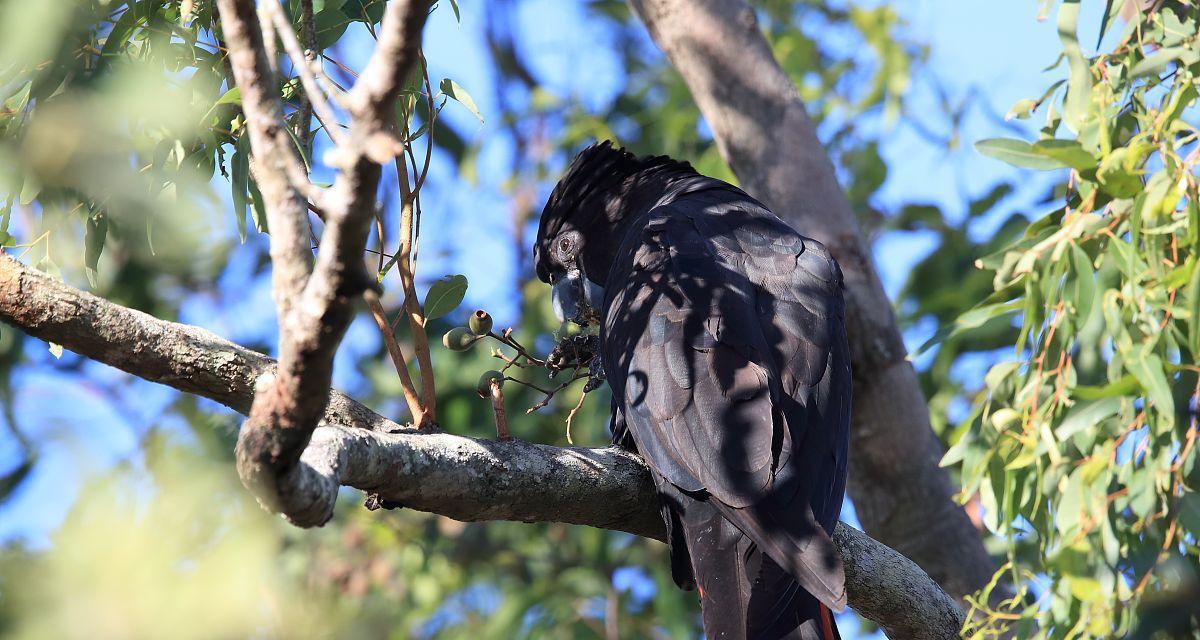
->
xmin=0 ymin=200 xmax=12 ymax=247
xmin=1125 ymin=351 xmax=1174 ymax=421
xmin=1179 ymin=493 xmax=1200 ymax=536
xmin=975 ymin=138 xmax=1066 ymax=170
xmin=1055 ymin=397 xmax=1121 ymax=441
xmin=1095 ymin=0 xmax=1116 ymax=49
xmin=1095 ymin=146 xmax=1147 ymax=199
xmin=439 ymin=78 xmax=484 ymax=123
xmin=84 ymin=209 xmax=108 ymax=288
xmin=1057 ymin=0 xmax=1092 ymax=133
xmin=0 ymin=459 xmax=33 ymax=503
xmin=1005 ymin=98 xmax=1038 ymax=121
xmin=1074 ymin=374 xmax=1139 ymax=400
xmin=1188 ymin=260 xmax=1200 ymax=357
xmin=214 ymin=87 xmax=241 ymax=106
xmin=99 ymin=3 xmax=146 ymax=72
xmin=1032 ymin=139 xmax=1097 ymax=171
xmin=231 ymin=137 xmax=250 ymax=243
xmin=18 ymin=175 xmax=40 ymax=205
xmin=1069 ymin=243 xmax=1096 ymax=321
xmin=1130 ymin=46 xmax=1190 ymax=78
xmin=423 ymin=274 xmax=468 ymax=321
xmin=913 ymin=300 xmax=1021 ymax=357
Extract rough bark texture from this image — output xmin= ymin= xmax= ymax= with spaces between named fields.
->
xmin=0 ymin=253 xmax=964 ymax=639
xmin=626 ymin=0 xmax=996 ymax=600
xmin=0 ymin=254 xmax=397 ymax=432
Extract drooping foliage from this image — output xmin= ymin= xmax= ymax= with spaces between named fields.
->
xmin=936 ymin=2 xmax=1200 ymax=637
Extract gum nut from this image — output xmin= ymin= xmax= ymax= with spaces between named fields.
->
xmin=443 ymin=327 xmax=478 ymax=351
xmin=469 ymin=309 xmax=494 ymax=335
xmin=475 ymin=367 xmax=504 ymax=396
xmin=476 ymin=370 xmax=504 ymax=398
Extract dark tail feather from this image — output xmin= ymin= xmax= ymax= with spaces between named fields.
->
xmin=680 ymin=499 xmax=840 ymax=640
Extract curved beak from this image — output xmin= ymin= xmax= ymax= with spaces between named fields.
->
xmin=551 ymin=270 xmax=604 ymax=326
xmin=551 ymin=272 xmax=581 ymax=324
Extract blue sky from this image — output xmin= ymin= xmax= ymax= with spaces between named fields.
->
xmin=1 ymin=0 xmax=1098 ymax=634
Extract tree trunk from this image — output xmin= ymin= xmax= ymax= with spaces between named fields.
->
xmin=627 ymin=0 xmax=996 ymax=600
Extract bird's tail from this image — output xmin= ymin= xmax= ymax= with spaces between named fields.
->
xmin=681 ymin=501 xmax=840 ymax=640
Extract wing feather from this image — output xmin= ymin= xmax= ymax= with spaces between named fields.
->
xmin=603 ymin=195 xmax=851 ymax=611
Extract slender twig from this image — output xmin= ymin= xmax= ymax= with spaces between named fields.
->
xmin=363 ymin=247 xmax=398 ymax=261
xmin=321 ymin=53 xmax=359 ymax=81
xmin=395 ymin=158 xmax=437 ymax=426
xmin=296 ymin=0 xmax=316 ymax=155
xmin=493 ymin=348 xmax=535 ymax=371
xmin=263 ymin=0 xmax=346 ymax=147
xmin=488 ymin=329 xmax=546 ymax=367
xmin=257 ymin=5 xmax=279 ymax=77
xmin=490 ymin=379 xmax=511 ymax=441
xmin=365 ymin=291 xmax=426 ymax=426
xmin=565 ymin=391 xmax=587 ymax=445
xmin=412 ymin=51 xmax=436 ymax=193
xmin=374 ymin=209 xmax=387 ymax=274
xmin=404 ymin=140 xmax=425 ymax=268
xmin=512 ymin=372 xmax=589 ymax=414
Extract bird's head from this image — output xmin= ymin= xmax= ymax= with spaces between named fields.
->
xmin=534 ymin=140 xmax=695 ymax=325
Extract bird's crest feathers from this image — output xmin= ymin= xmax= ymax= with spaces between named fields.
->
xmin=534 ymin=141 xmax=695 ymax=282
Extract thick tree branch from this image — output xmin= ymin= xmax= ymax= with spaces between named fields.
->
xmin=0 ymin=254 xmax=399 ymax=433
xmin=0 ymin=253 xmax=963 ymax=639
xmin=626 ymin=0 xmax=997 ymax=600
xmin=216 ymin=0 xmax=430 ymax=515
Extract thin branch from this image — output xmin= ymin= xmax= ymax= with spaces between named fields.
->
xmin=296 ymin=0 xmax=316 ymax=155
xmin=488 ymin=329 xmax=546 ymax=367
xmin=364 ymin=290 xmax=424 ymax=425
xmin=411 ymin=52 xmax=436 ymax=194
xmin=264 ymin=0 xmax=345 ymax=147
xmin=395 ymin=161 xmax=437 ymax=426
xmin=489 ymin=380 xmax=511 ymax=441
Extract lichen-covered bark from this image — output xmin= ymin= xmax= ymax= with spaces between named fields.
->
xmin=626 ymin=0 xmax=997 ymax=601
xmin=0 ymin=253 xmax=964 ymax=638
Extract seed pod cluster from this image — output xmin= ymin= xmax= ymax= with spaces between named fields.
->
xmin=442 ymin=310 xmax=495 ymax=352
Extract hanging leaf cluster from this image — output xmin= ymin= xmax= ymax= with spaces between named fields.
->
xmin=943 ymin=2 xmax=1200 ymax=637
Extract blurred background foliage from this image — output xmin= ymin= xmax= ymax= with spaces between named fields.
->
xmin=0 ymin=0 xmax=1196 ymax=638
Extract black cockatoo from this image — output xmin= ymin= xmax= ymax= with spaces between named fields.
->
xmin=535 ymin=142 xmax=852 ymax=640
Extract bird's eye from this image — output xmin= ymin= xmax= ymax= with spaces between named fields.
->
xmin=554 ymin=231 xmax=580 ymax=264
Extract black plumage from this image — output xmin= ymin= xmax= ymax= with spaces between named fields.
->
xmin=535 ymin=142 xmax=851 ymax=640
